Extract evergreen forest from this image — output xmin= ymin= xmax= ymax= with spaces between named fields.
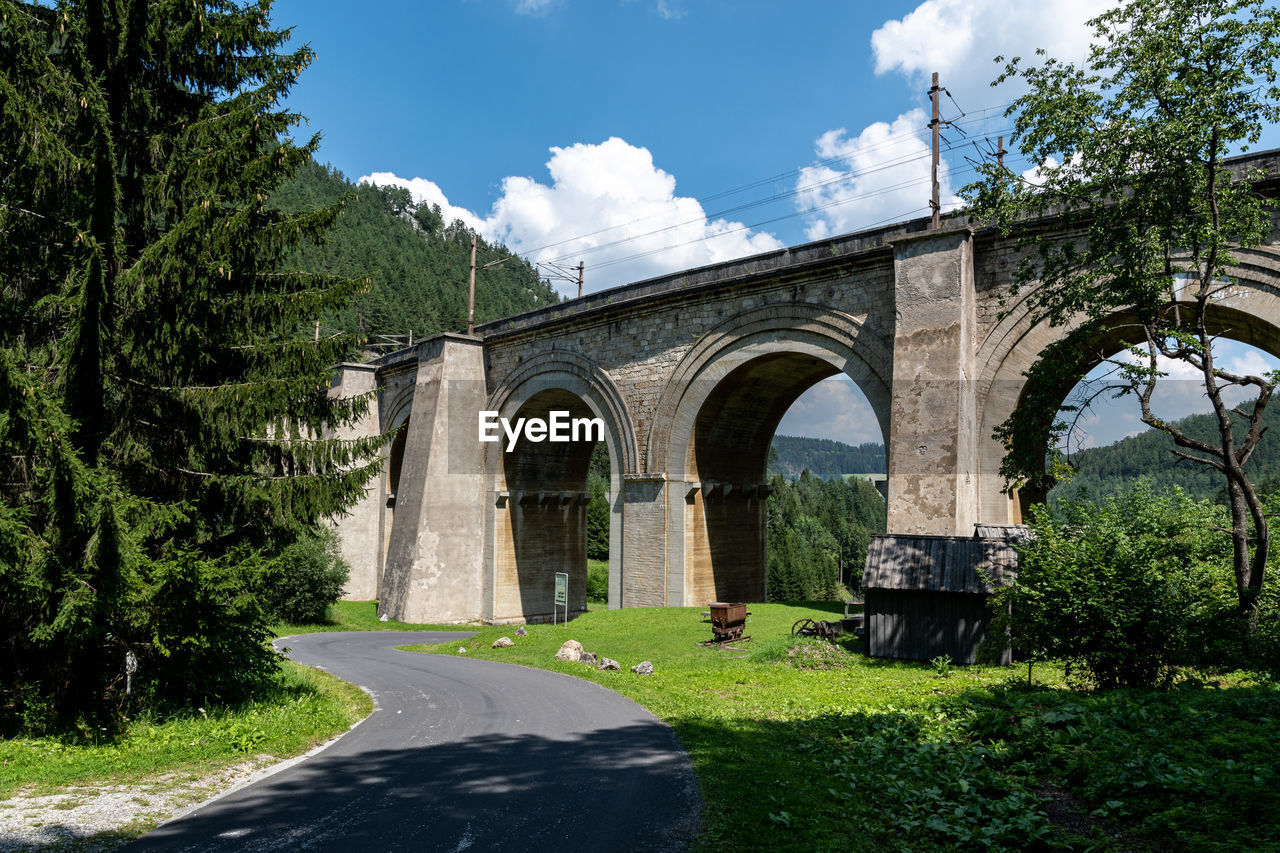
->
xmin=767 ymin=435 xmax=886 ymax=479
xmin=270 ymin=161 xmax=560 ymax=346
xmin=1051 ymin=402 xmax=1280 ymax=504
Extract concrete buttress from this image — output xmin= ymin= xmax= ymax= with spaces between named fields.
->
xmin=886 ymin=229 xmax=979 ymax=535
xmin=328 ymin=362 xmax=383 ymax=600
xmin=380 ymin=335 xmax=487 ymax=622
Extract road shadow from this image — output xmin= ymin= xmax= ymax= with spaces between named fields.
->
xmin=120 ymin=721 xmax=698 ymax=853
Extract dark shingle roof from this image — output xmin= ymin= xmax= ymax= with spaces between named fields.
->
xmin=863 ymin=533 xmax=1018 ymax=594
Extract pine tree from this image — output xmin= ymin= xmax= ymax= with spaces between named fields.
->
xmin=0 ymin=0 xmax=381 ymax=728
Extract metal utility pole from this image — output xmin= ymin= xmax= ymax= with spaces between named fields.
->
xmin=538 ymin=260 xmax=587 ymax=299
xmin=468 ymin=233 xmax=477 ymax=336
xmin=930 ymin=71 xmax=941 ymax=229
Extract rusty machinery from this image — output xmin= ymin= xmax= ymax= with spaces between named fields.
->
xmin=792 ymin=603 xmax=865 ymax=640
xmin=706 ymin=602 xmax=750 ymax=644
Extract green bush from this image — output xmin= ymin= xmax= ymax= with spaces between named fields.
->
xmin=259 ymin=529 xmax=350 ymax=624
xmin=993 ymin=483 xmax=1232 ymax=688
xmin=587 ymin=559 xmax=609 ymax=603
xmin=144 ymin=552 xmax=279 ymax=711
xmin=586 ymin=495 xmax=610 ymax=560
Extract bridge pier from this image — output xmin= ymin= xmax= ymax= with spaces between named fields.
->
xmin=622 ymin=474 xmax=669 ymax=607
xmin=886 ymin=229 xmax=980 ymax=535
xmin=328 ymin=362 xmax=383 ymax=601
xmin=380 ymin=335 xmax=488 ymax=623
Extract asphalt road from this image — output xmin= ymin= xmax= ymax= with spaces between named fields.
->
xmin=123 ymin=631 xmax=700 ymax=852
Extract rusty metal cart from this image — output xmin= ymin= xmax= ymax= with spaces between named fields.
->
xmin=707 ymin=602 xmax=750 ymax=644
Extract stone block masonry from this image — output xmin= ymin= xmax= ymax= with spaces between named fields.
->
xmin=325 ymin=149 xmax=1280 ymax=622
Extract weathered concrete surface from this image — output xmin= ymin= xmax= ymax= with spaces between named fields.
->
xmin=328 ymin=363 xmax=383 ymax=600
xmin=331 ymin=149 xmax=1280 ymax=623
xmin=379 ymin=335 xmax=487 ymax=623
xmin=887 ymin=229 xmax=978 ymax=535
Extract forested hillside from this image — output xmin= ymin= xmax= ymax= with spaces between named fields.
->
xmin=769 ymin=435 xmax=886 ymax=479
xmin=1052 ymin=402 xmax=1280 ymax=503
xmin=270 ymin=161 xmax=560 ymax=342
xmin=766 ymin=471 xmax=886 ymax=599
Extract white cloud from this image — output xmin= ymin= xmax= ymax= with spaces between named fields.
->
xmin=776 ymin=376 xmax=885 ymax=445
xmin=655 ymin=0 xmax=686 ymax=20
xmin=358 ymin=172 xmax=486 ymax=234
xmin=514 ymin=0 xmax=561 ymax=15
xmin=795 ymin=110 xmax=957 ymax=241
xmin=793 ymin=0 xmax=1113 ymax=240
xmin=870 ymin=0 xmax=1114 ymax=100
xmin=364 ymin=138 xmax=783 ymax=295
xmin=483 ymin=138 xmax=782 ymax=292
xmin=1222 ymin=347 xmax=1276 ymax=379
xmin=1061 ymin=342 xmax=1280 ymax=448
xmin=621 ymin=0 xmax=687 ymax=19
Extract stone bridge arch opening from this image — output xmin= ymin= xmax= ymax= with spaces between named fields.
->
xmin=384 ymin=419 xmax=409 ymax=567
xmin=979 ymin=285 xmax=1280 ymax=521
xmin=656 ymin=312 xmax=893 ymax=606
xmin=486 ymin=358 xmax=638 ymax=623
xmin=493 ymin=389 xmax=598 ymax=622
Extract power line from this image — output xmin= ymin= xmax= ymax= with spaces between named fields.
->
xmin=540 ymin=126 xmax=1009 ymax=267
xmin=587 ymin=149 xmax=993 ymax=274
xmin=591 ymin=157 xmax=987 ymax=272
xmin=461 ymin=99 xmax=1027 ymax=287
xmin=517 ymin=105 xmax=1015 ymax=261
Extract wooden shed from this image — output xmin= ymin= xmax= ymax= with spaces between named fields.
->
xmin=862 ymin=528 xmax=1023 ymax=665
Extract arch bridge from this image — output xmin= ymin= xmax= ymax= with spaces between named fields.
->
xmin=330 ymin=150 xmax=1280 ymax=624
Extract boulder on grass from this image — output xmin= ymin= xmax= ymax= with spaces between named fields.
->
xmin=631 ymin=661 xmax=654 ymax=676
xmin=515 ymin=626 xmax=528 ymax=637
xmin=597 ymin=658 xmax=621 ymax=671
xmin=555 ymin=640 xmax=584 ymax=662
xmin=579 ymin=651 xmax=597 ymax=665
xmin=492 ymin=637 xmax=514 ymax=649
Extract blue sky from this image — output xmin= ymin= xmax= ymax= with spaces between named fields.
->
xmin=272 ymin=0 xmax=1280 ymax=451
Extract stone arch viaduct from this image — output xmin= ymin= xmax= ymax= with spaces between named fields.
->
xmin=330 ymin=150 xmax=1280 ymax=625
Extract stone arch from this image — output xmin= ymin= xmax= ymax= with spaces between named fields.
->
xmin=648 ymin=303 xmax=893 ymax=475
xmin=488 ymin=350 xmax=641 ymax=475
xmin=649 ymin=303 xmax=893 ymax=606
xmin=976 ymin=246 xmax=1280 ymax=523
xmin=484 ymin=351 xmax=640 ymax=617
xmin=375 ymin=377 xmax=416 ymax=572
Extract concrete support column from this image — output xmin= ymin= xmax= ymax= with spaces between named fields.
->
xmin=606 ymin=482 xmax=625 ymax=610
xmin=380 ymin=334 xmax=488 ymax=622
xmin=328 ymin=363 xmax=384 ymax=601
xmin=886 ymin=229 xmax=979 ymax=535
xmin=621 ymin=474 xmax=668 ymax=607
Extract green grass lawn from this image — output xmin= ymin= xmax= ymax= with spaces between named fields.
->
xmin=0 ymin=660 xmax=371 ymax=798
xmin=272 ymin=598 xmax=470 ymax=635
xmin=400 ymin=602 xmax=1280 ymax=853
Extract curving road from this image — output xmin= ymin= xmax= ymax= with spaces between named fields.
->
xmin=123 ymin=631 xmax=700 ymax=852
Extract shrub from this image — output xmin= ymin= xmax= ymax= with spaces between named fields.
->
xmin=587 ymin=559 xmax=609 ymax=603
xmin=993 ymin=483 xmax=1232 ymax=688
xmin=143 ymin=551 xmax=279 ymax=712
xmin=586 ymin=495 xmax=610 ymax=560
xmin=260 ymin=529 xmax=350 ymax=624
